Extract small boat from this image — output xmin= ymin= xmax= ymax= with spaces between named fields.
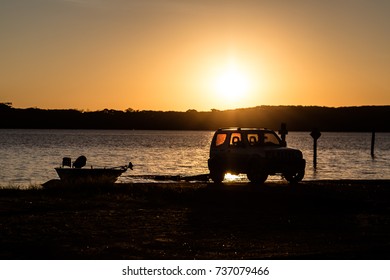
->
xmin=55 ymin=156 xmax=133 ymax=184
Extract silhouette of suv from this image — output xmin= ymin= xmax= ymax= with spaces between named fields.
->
xmin=208 ymin=128 xmax=306 ymax=183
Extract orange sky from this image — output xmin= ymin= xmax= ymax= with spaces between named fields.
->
xmin=1 ymin=0 xmax=389 ymax=111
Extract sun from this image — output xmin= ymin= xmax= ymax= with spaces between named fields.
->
xmin=214 ymin=63 xmax=250 ymax=102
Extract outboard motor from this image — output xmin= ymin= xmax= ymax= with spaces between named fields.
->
xmin=62 ymin=157 xmax=72 ymax=167
xmin=73 ymin=155 xmax=87 ymax=169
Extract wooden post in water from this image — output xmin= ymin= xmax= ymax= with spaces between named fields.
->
xmin=278 ymin=123 xmax=288 ymax=146
xmin=310 ymin=128 xmax=321 ymax=169
xmin=371 ymin=130 xmax=376 ymax=158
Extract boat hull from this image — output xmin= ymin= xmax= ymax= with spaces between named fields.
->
xmin=55 ymin=167 xmax=126 ymax=184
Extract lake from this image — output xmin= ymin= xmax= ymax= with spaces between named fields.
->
xmin=0 ymin=129 xmax=389 ymax=186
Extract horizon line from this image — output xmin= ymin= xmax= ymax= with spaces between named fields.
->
xmin=2 ymin=103 xmax=390 ymax=113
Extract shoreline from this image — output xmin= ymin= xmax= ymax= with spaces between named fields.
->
xmin=1 ymin=180 xmax=390 ymax=260
xmin=1 ymin=178 xmax=389 ymax=189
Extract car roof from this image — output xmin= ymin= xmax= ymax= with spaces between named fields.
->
xmin=216 ymin=127 xmax=274 ymax=133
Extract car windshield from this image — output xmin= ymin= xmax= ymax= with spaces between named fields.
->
xmin=246 ymin=131 xmax=281 ymax=146
xmin=263 ymin=132 xmax=281 ymax=146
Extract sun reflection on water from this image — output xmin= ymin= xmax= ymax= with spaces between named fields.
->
xmin=224 ymin=173 xmax=240 ymax=182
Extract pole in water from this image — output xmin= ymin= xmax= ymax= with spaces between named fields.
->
xmin=371 ymin=130 xmax=376 ymax=158
xmin=278 ymin=122 xmax=288 ymax=146
xmin=310 ymin=128 xmax=321 ymax=169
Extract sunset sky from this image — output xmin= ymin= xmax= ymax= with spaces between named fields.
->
xmin=1 ymin=0 xmax=389 ymax=111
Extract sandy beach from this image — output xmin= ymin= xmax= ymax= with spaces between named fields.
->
xmin=1 ymin=180 xmax=390 ymax=260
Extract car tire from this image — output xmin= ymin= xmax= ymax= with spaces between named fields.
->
xmin=247 ymin=172 xmax=268 ymax=184
xmin=246 ymin=162 xmax=268 ymax=183
xmin=284 ymin=169 xmax=305 ymax=184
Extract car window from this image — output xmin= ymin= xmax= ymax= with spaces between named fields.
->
xmin=229 ymin=132 xmax=242 ymax=146
xmin=264 ymin=132 xmax=281 ymax=145
xmin=247 ymin=133 xmax=259 ymax=146
xmin=215 ymin=133 xmax=227 ymax=147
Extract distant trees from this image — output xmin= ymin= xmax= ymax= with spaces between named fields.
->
xmin=0 ymin=104 xmax=389 ymax=132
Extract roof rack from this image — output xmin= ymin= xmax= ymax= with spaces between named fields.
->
xmin=217 ymin=127 xmax=269 ymax=131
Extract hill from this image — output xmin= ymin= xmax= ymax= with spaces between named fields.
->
xmin=1 ymin=103 xmax=389 ymax=132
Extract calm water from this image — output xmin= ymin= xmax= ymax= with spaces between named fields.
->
xmin=0 ymin=129 xmax=389 ymax=186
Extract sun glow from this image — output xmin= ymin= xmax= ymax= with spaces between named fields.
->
xmin=214 ymin=62 xmax=251 ymax=102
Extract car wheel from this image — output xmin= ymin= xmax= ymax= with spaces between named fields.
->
xmin=246 ymin=159 xmax=268 ymax=184
xmin=284 ymin=169 xmax=305 ymax=184
xmin=247 ymin=172 xmax=268 ymax=184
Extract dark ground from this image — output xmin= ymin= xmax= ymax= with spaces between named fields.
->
xmin=1 ymin=180 xmax=390 ymax=260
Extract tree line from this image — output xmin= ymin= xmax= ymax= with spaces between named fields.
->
xmin=1 ymin=103 xmax=389 ymax=132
